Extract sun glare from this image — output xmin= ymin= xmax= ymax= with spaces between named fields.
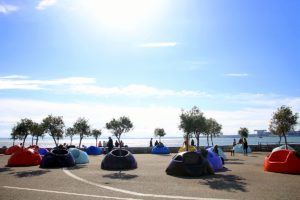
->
xmin=76 ymin=0 xmax=165 ymax=34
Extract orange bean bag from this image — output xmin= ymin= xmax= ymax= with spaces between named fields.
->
xmin=5 ymin=145 xmax=23 ymax=155
xmin=264 ymin=149 xmax=300 ymax=174
xmin=7 ymin=148 xmax=42 ymax=167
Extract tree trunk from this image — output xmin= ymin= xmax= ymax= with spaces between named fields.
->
xmin=31 ymin=136 xmax=34 ymax=145
xmin=52 ymin=137 xmax=58 ymax=147
xmin=283 ymin=133 xmax=288 ymax=149
xmin=196 ymin=135 xmax=200 ymax=151
xmin=96 ymin=137 xmax=98 ymax=146
xmin=35 ymin=136 xmax=39 ymax=146
xmin=70 ymin=136 xmax=73 ymax=145
xmin=210 ymin=134 xmax=214 ymax=146
xmin=22 ymin=136 xmax=27 ymax=148
xmin=186 ymin=134 xmax=189 ymax=151
xmin=206 ymin=135 xmax=210 ymax=147
xmin=79 ymin=136 xmax=83 ymax=148
xmin=12 ymin=139 xmax=15 ymax=146
xmin=279 ymin=135 xmax=282 ymax=145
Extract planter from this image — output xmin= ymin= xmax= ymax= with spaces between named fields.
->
xmin=40 ymin=148 xmax=75 ymax=168
xmin=166 ymin=151 xmax=214 ymax=176
xmin=101 ymin=149 xmax=137 ymax=170
xmin=233 ymin=144 xmax=252 ymax=154
xmin=178 ymin=145 xmax=196 ymax=153
xmin=7 ymin=148 xmax=42 ymax=167
xmin=272 ymin=145 xmax=295 ymax=152
xmin=38 ymin=148 xmax=49 ymax=156
xmin=69 ymin=148 xmax=89 ymax=164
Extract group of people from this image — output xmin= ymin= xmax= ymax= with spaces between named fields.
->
xmin=97 ymin=137 xmax=126 ymax=153
xmin=231 ymin=137 xmax=248 ymax=156
xmin=149 ymin=138 xmax=164 ymax=147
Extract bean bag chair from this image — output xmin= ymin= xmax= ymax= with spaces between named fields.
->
xmin=264 ymin=149 xmax=300 ymax=174
xmin=233 ymin=144 xmax=252 ymax=154
xmin=7 ymin=148 xmax=42 ymax=167
xmin=68 ymin=148 xmax=89 ymax=164
xmin=101 ymin=149 xmax=137 ymax=170
xmin=206 ymin=150 xmax=223 ymax=171
xmin=38 ymin=148 xmax=49 ymax=156
xmin=40 ymin=148 xmax=75 ymax=168
xmin=85 ymin=146 xmax=103 ymax=155
xmin=178 ymin=145 xmax=197 ymax=153
xmin=5 ymin=145 xmax=23 ymax=155
xmin=151 ymin=145 xmax=170 ymax=154
xmin=272 ymin=145 xmax=295 ymax=152
xmin=206 ymin=146 xmax=227 ymax=161
xmin=166 ymin=151 xmax=214 ymax=176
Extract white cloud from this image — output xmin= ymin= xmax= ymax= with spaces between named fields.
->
xmin=0 ymin=75 xmax=29 ymax=79
xmin=0 ymin=3 xmax=18 ymax=14
xmin=140 ymin=42 xmax=177 ymax=48
xmin=224 ymin=73 xmax=249 ymax=77
xmin=0 ymin=75 xmax=208 ymax=98
xmin=36 ymin=0 xmax=57 ymax=10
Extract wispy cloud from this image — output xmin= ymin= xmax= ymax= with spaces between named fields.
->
xmin=0 ymin=3 xmax=18 ymax=14
xmin=0 ymin=75 xmax=208 ymax=98
xmin=140 ymin=42 xmax=177 ymax=48
xmin=0 ymin=76 xmax=96 ymax=90
xmin=224 ymin=73 xmax=249 ymax=77
xmin=36 ymin=0 xmax=57 ymax=10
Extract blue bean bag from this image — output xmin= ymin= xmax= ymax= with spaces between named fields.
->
xmin=69 ymin=148 xmax=89 ymax=164
xmin=151 ymin=145 xmax=170 ymax=154
xmin=272 ymin=145 xmax=295 ymax=152
xmin=38 ymin=148 xmax=49 ymax=156
xmin=206 ymin=147 xmax=227 ymax=161
xmin=207 ymin=150 xmax=223 ymax=171
xmin=85 ymin=146 xmax=103 ymax=155
xmin=233 ymin=144 xmax=252 ymax=154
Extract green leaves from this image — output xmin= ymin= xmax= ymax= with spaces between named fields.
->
xmin=42 ymin=115 xmax=65 ymax=146
xmin=106 ymin=116 xmax=133 ymax=139
xmin=238 ymin=127 xmax=249 ymax=138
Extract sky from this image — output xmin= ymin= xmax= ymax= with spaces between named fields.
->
xmin=0 ymin=0 xmax=300 ymax=138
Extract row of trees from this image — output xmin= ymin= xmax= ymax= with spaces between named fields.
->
xmin=179 ymin=106 xmax=222 ymax=151
xmin=11 ymin=115 xmax=132 ymax=148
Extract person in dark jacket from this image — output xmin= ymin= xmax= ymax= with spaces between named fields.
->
xmin=107 ymin=137 xmax=114 ymax=153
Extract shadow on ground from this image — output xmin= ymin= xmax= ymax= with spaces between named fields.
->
xmin=103 ymin=172 xmax=138 ymax=180
xmin=199 ymin=174 xmax=247 ymax=192
xmin=0 ymin=167 xmax=13 ymax=173
xmin=225 ymin=161 xmax=244 ymax=165
xmin=9 ymin=169 xmax=50 ymax=178
xmin=66 ymin=165 xmax=88 ymax=170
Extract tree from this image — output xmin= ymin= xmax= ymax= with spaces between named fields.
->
xmin=73 ymin=117 xmax=91 ymax=148
xmin=269 ymin=105 xmax=298 ymax=149
xmin=10 ymin=126 xmax=18 ymax=146
xmin=206 ymin=118 xmax=222 ymax=146
xmin=42 ymin=115 xmax=65 ymax=147
xmin=154 ymin=128 xmax=166 ymax=143
xmin=13 ymin=118 xmax=33 ymax=148
xmin=238 ymin=127 xmax=249 ymax=139
xmin=30 ymin=122 xmax=44 ymax=146
xmin=106 ymin=116 xmax=133 ymax=154
xmin=92 ymin=129 xmax=102 ymax=146
xmin=65 ymin=127 xmax=76 ymax=145
xmin=179 ymin=106 xmax=205 ymax=151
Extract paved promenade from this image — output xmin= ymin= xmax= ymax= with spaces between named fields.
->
xmin=0 ymin=152 xmax=299 ymax=200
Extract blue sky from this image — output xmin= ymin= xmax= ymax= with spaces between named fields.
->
xmin=0 ymin=0 xmax=299 ymax=138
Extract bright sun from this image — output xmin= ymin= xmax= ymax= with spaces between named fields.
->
xmin=77 ymin=0 xmax=165 ymax=34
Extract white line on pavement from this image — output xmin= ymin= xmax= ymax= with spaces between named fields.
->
xmin=63 ymin=168 xmax=232 ymax=200
xmin=3 ymin=185 xmax=142 ymax=200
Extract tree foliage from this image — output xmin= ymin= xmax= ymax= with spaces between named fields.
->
xmin=13 ymin=118 xmax=34 ymax=148
xmin=206 ymin=118 xmax=222 ymax=146
xmin=92 ymin=129 xmax=102 ymax=146
xmin=73 ymin=117 xmax=91 ymax=148
xmin=154 ymin=128 xmax=166 ymax=142
xmin=65 ymin=127 xmax=76 ymax=145
xmin=42 ymin=115 xmax=65 ymax=147
xmin=238 ymin=127 xmax=249 ymax=139
xmin=30 ymin=122 xmax=44 ymax=146
xmin=269 ymin=105 xmax=298 ymax=149
xmin=179 ymin=106 xmax=206 ymax=151
xmin=106 ymin=116 xmax=133 ymax=150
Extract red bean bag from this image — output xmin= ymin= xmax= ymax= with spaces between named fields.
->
xmin=5 ymin=145 xmax=23 ymax=155
xmin=264 ymin=149 xmax=300 ymax=174
xmin=7 ymin=148 xmax=42 ymax=167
